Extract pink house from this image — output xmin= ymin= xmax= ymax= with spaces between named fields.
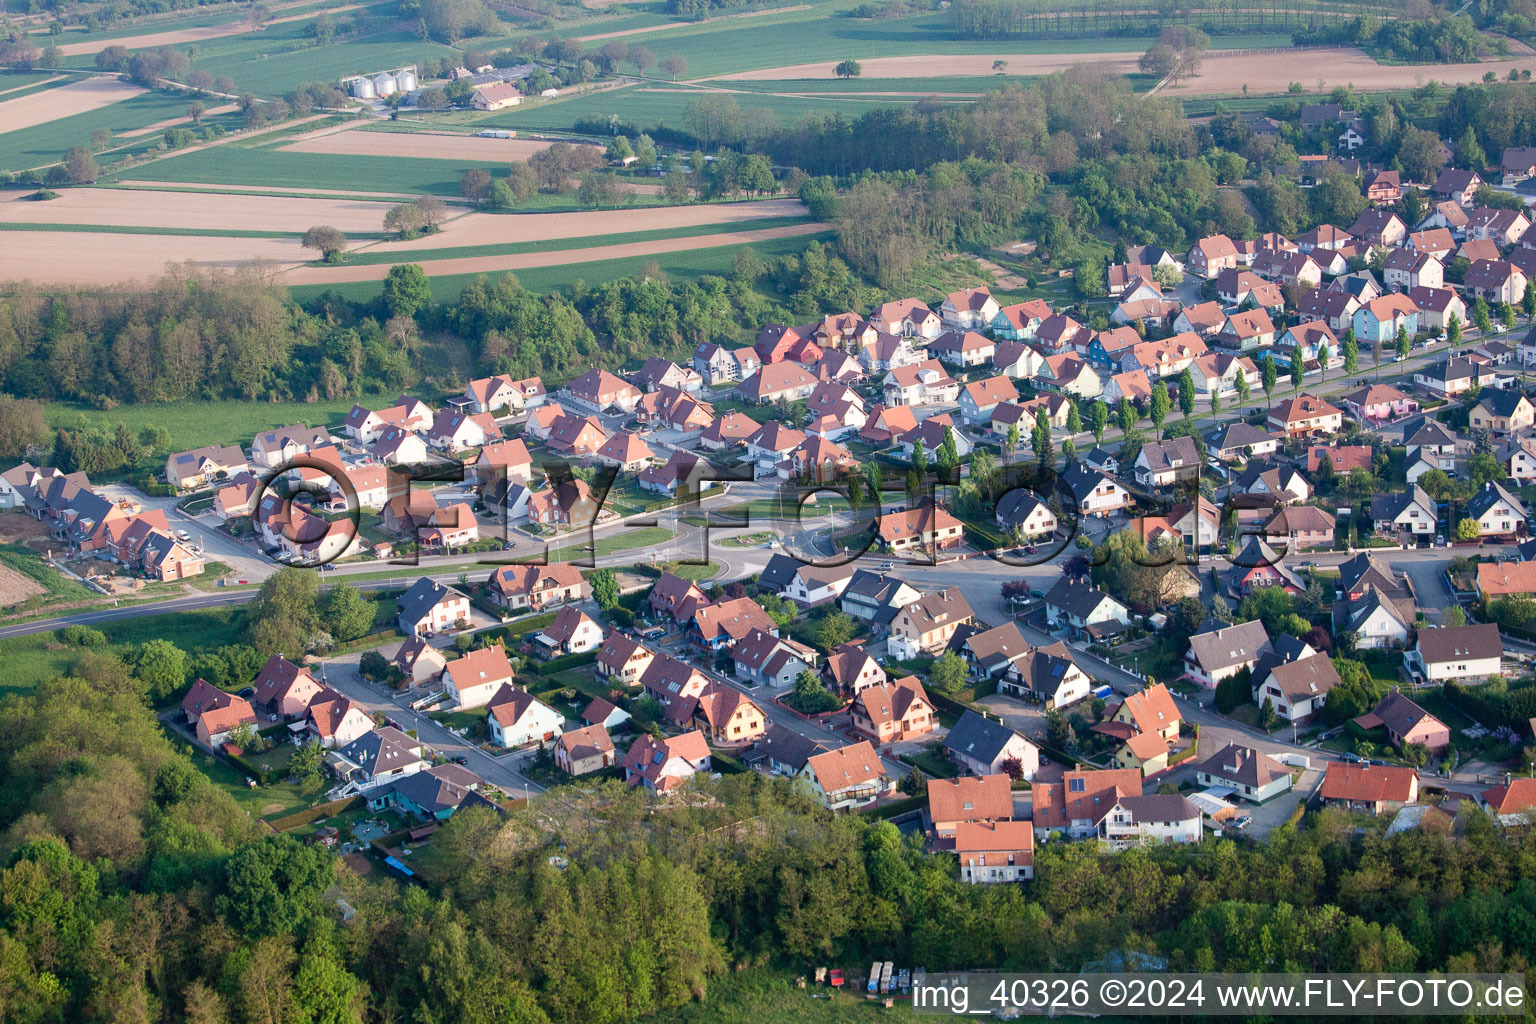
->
xmin=1354 ymin=689 xmax=1450 ymax=754
xmin=1339 ymin=383 xmax=1419 ymax=424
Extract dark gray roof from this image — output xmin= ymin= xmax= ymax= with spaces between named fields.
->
xmin=387 ymin=763 xmax=485 ymax=814
xmin=1474 ymin=389 xmax=1530 ymax=418
xmin=1207 ymin=422 xmax=1276 ymax=452
xmin=1193 ymin=743 xmax=1289 ymax=791
xmin=944 ymin=710 xmax=1024 ymax=764
xmin=746 ymin=722 xmax=831 ymax=773
xmin=1116 ymin=793 xmax=1199 ymax=822
xmin=1415 ymin=623 xmax=1502 ymax=664
xmin=1060 ymin=462 xmax=1118 ymax=503
xmin=1045 ymin=576 xmax=1123 ymax=619
xmin=338 ymin=727 xmax=422 ymax=778
xmin=757 ymin=553 xmax=802 ymax=592
xmin=1467 ymin=481 xmax=1526 ymax=520
xmin=397 ymin=578 xmax=462 ymax=625
xmin=1137 ymin=435 xmax=1200 ymax=473
xmin=1251 ymin=636 xmax=1314 ymax=688
xmin=1370 ymin=485 xmax=1436 ymax=523
xmin=1005 ymin=641 xmax=1082 ymax=700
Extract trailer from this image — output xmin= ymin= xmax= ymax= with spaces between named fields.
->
xmin=897 ymin=968 xmax=911 ymax=993
xmin=1091 ymin=684 xmax=1114 ymax=700
xmin=880 ymin=962 xmax=894 ymax=994
xmin=868 ymin=963 xmax=881 ymax=995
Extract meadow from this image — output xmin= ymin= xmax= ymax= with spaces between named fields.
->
xmin=105 ymin=141 xmax=506 ymax=194
xmin=1 ymin=88 xmax=207 ymax=171
xmin=288 ymin=228 xmax=834 ymax=302
xmin=0 ymin=606 xmax=245 ymax=697
xmin=340 ymin=213 xmax=814 ymax=265
xmin=47 ymin=395 xmax=383 ymax=453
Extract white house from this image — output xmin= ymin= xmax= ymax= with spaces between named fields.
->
xmin=1406 ymin=624 xmax=1502 ymax=683
xmin=442 ymin=645 xmax=515 ymax=710
xmin=486 ymin=684 xmax=565 ymax=748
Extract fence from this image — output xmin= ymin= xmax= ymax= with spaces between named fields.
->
xmin=266 ymin=795 xmax=364 ymax=833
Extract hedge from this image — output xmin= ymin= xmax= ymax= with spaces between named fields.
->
xmin=712 ymin=751 xmax=747 ymax=775
xmin=267 ymin=795 xmax=363 ymax=833
xmin=533 ymin=650 xmax=598 ymax=676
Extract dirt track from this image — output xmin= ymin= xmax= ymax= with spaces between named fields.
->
xmin=574 ymin=4 xmax=811 ymax=41
xmin=358 ymin=197 xmax=808 ymax=252
xmin=0 ymin=187 xmax=394 ymax=233
xmin=280 ymin=129 xmax=558 ymax=162
xmin=0 ymin=230 xmax=305 ymax=285
xmin=289 ymin=221 xmax=828 ymax=283
xmin=0 ymin=77 xmax=144 ymax=134
xmin=715 ymin=46 xmax=1536 ymax=96
xmin=117 ymin=179 xmax=426 ymax=199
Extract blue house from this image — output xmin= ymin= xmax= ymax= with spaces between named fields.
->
xmin=366 ymin=763 xmax=491 ymax=821
xmin=991 ymin=299 xmax=1052 ymax=340
xmin=1352 ymin=294 xmax=1420 ymax=346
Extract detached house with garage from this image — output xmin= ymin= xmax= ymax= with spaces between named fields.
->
xmin=1407 ymin=623 xmax=1503 ymax=683
xmin=1183 ymin=619 xmax=1270 ymax=689
xmin=1254 ymin=650 xmax=1338 ymax=723
xmin=1133 ymin=436 xmax=1201 ymax=488
xmin=851 ymin=676 xmax=934 ymax=744
xmin=799 ymin=741 xmax=893 ymax=811
xmin=1045 ymin=577 xmax=1130 ymax=642
xmin=165 ymin=445 xmax=249 ymax=491
xmin=889 ymin=586 xmax=974 ymax=660
xmin=944 ymin=710 xmax=1039 ymax=779
xmin=958 ymin=375 xmax=1020 ymax=424
xmin=1355 ymin=689 xmax=1450 ymax=754
xmin=396 ymin=579 xmax=470 ymax=638
xmin=1194 ymin=744 xmax=1292 ymax=803
xmin=443 ymin=645 xmax=515 ymax=710
xmin=1321 ymin=761 xmax=1419 ymax=815
xmin=486 ymin=684 xmax=564 ymax=748
xmin=623 ymin=731 xmax=711 ymax=796
xmin=940 ymin=286 xmax=1001 ymax=330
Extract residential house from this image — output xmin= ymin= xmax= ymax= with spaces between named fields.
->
xmin=1032 ymin=767 xmax=1143 ymax=841
xmin=870 ymin=298 xmax=943 ymax=339
xmin=1182 ymin=619 xmax=1270 ymax=689
xmin=993 ymin=340 xmax=1046 ymax=378
xmin=1294 ymin=288 xmax=1360 ymax=332
xmin=1466 ymin=480 xmax=1527 ymax=537
xmin=1190 ymin=352 xmax=1259 ymax=398
xmin=1413 ymin=357 xmax=1488 ymax=399
xmin=250 ymin=424 xmax=335 ymax=469
xmin=1254 ymin=653 xmax=1340 ymax=723
xmin=631 ymin=357 xmax=702 ymax=394
xmin=991 ymin=298 xmax=1054 ymax=340
xmin=956 ymin=822 xmax=1035 ymax=883
xmin=1355 ymin=689 xmax=1450 ymax=754
xmin=736 ymin=362 xmax=817 ymax=405
xmin=1263 ymin=504 xmax=1335 ymax=551
xmin=369 ymin=425 xmax=428 ymax=467
xmin=1349 ymin=209 xmax=1408 ymax=248
xmin=1194 ymin=744 xmax=1292 ymax=802
xmin=1406 ymin=227 xmax=1457 ymax=260
xmin=473 ymin=438 xmax=534 ymax=487
xmin=1321 ymin=762 xmax=1420 ymax=814
xmin=594 ymin=431 xmax=655 ymax=473
xmin=944 ymin=710 xmax=1039 ymax=778
xmin=332 ymin=727 xmax=428 ymax=792
xmin=1267 ymin=393 xmax=1343 ymax=438
xmin=799 ymin=741 xmax=892 ymax=811
xmin=396 ymin=579 xmax=469 ymax=638
xmin=1471 ymin=389 xmax=1536 ymax=435
xmin=1060 ymin=463 xmax=1131 ymax=518
xmin=1037 ymin=353 xmax=1101 ymax=398
xmin=1383 ymin=250 xmax=1444 ymax=293
xmin=699 ymin=411 xmax=761 ymax=451
xmin=393 ymin=636 xmax=447 ymax=687
xmin=595 ymin=634 xmax=655 ymax=688
xmin=1125 ymin=333 xmax=1208 ymax=376
xmin=940 ymin=286 xmax=1001 ymax=330
xmin=1187 ymin=234 xmax=1239 ymax=278
xmin=343 ymin=397 xmax=431 ymax=443
xmin=1464 ymin=259 xmax=1528 ymax=304
xmin=956 ymin=621 xmax=1033 ymax=680
xmin=1133 ymin=436 xmax=1201 ymax=488
xmin=1353 ymin=293 xmax=1420 ymax=346
xmin=164 ymin=444 xmax=248 ymax=490
xmin=181 ymin=679 xmax=257 ymax=748
xmin=1000 ymin=640 xmax=1092 ymax=710
xmin=531 ymin=605 xmax=604 ymax=658
xmin=250 ymin=654 xmax=323 ymax=720
xmin=1466 ymin=206 xmax=1530 ymax=246
xmin=1407 ymin=623 xmax=1503 ymax=682
xmin=889 ymin=586 xmax=974 ymax=660
xmin=1034 ymin=313 xmax=1088 ymax=353
xmin=556 ymin=724 xmax=615 ymax=775
xmin=733 ymin=629 xmax=818 ymax=689
xmin=1432 ymin=167 xmax=1483 ymax=206
xmin=851 ymin=676 xmax=935 ymax=744
xmin=649 ymin=571 xmax=710 ymax=622
xmin=1371 ymin=485 xmax=1439 ymax=537
xmin=927 ymin=774 xmax=1012 ymax=836
xmin=690 ymin=596 xmax=778 ymax=652
xmin=367 ymin=763 xmax=489 ymax=821
xmin=1362 ymin=168 xmax=1401 ymax=204
xmin=882 ymin=359 xmax=959 ymax=407
xmin=823 ymin=641 xmax=889 ymax=695
xmin=1253 ymin=248 xmax=1322 ymax=288
xmin=486 ymin=684 xmax=564 ymax=748
xmin=1096 ymin=794 xmax=1203 ymax=849
xmin=993 ymin=488 xmax=1059 ymax=539
xmin=443 ymin=645 xmax=515 ymax=710
xmin=1206 ymin=422 xmax=1280 ymax=462
xmin=1102 ymin=369 xmax=1153 ymax=407
xmin=1297 ymin=223 xmax=1354 ymax=251
xmin=1478 ymin=777 xmax=1536 ymax=826
xmin=1215 ymin=268 xmax=1283 ymax=308
xmin=1341 ymin=382 xmax=1419 ymax=423
xmin=623 ymin=731 xmax=711 ymax=795
xmin=463 ymin=373 xmax=545 ymax=415
xmin=304 ymin=690 xmax=374 ymax=750
xmin=689 ymin=682 xmax=767 ymax=745
xmin=1307 ymin=444 xmax=1374 ymax=475
xmin=1173 ymin=300 xmax=1228 ymax=339
xmin=838 ymin=571 xmax=922 ymax=628
xmin=525 ymin=478 xmax=596 ymax=527
xmin=1044 ymin=577 xmax=1130 ymax=641
xmin=1500 ymin=146 xmax=1536 ymax=185
xmin=485 ymin=563 xmax=587 ymax=612
xmin=566 ymin=368 xmax=641 ymax=413
xmin=637 ymin=450 xmax=714 ymax=497
xmin=958 ymin=375 xmax=1021 ymax=424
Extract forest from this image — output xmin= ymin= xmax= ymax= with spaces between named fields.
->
xmin=2 ymin=646 xmax=1536 ymax=1024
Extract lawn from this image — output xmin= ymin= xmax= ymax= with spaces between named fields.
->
xmin=287 ymin=229 xmax=834 ymax=302
xmin=110 ymin=142 xmax=506 ymax=195
xmin=189 ymin=743 xmax=319 ymax=821
xmin=542 ymin=525 xmax=676 ymax=562
xmin=45 ymin=394 xmax=391 ymax=454
xmin=900 ymin=744 xmax=958 ymax=779
xmin=0 ymin=605 xmax=247 ymax=697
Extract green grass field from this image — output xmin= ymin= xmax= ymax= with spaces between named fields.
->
xmin=110 ymin=141 xmax=506 ymax=193
xmin=0 ymin=70 xmax=65 ymax=92
xmin=288 ymin=228 xmax=834 ymax=302
xmin=0 ymin=606 xmax=245 ymax=697
xmin=2 ymin=88 xmax=215 ymax=172
xmin=339 ymin=213 xmax=813 ymax=265
xmin=46 ymin=395 xmax=386 ymax=453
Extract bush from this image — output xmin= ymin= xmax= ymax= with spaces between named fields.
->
xmin=29 ymin=190 xmax=59 ymax=201
xmin=59 ymin=624 xmax=108 ymax=646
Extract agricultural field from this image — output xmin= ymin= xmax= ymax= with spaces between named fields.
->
xmin=0 ymin=185 xmax=398 ymax=233
xmin=0 ymin=85 xmax=211 ymax=171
